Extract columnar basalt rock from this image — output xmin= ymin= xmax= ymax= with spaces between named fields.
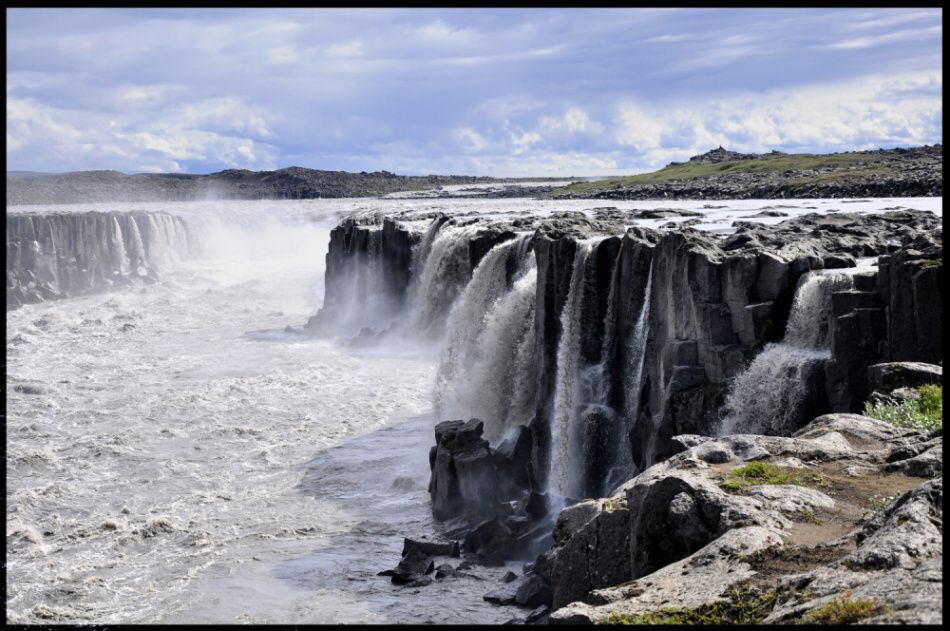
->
xmin=314 ymin=210 xmax=940 ymax=502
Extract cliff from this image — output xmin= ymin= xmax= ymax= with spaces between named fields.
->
xmin=6 ymin=211 xmax=198 ymax=308
xmin=311 ymin=204 xmax=941 ymax=623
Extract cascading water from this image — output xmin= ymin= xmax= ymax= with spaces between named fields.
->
xmin=112 ymin=215 xmax=132 ymax=276
xmin=592 ymin=258 xmax=653 ymax=493
xmin=434 ymin=236 xmax=537 ymax=443
xmin=406 ymin=221 xmax=481 ymax=344
xmin=718 ymin=266 xmax=864 ymax=436
xmin=547 ymin=243 xmax=594 ymax=499
xmin=623 ymin=260 xmax=653 ymax=425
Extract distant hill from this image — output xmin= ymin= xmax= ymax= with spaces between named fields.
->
xmin=4 ymin=167 xmax=568 ymax=206
xmin=7 ymin=170 xmax=61 ymax=177
xmin=548 ymin=145 xmax=942 ymax=200
xmin=6 ymin=146 xmax=942 ymax=205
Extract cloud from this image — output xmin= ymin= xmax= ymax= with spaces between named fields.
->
xmin=6 ymin=95 xmax=278 ymax=174
xmin=5 ymin=8 xmax=943 ymax=176
xmin=327 ymin=40 xmax=363 ymax=57
xmin=828 ymin=25 xmax=942 ymax=50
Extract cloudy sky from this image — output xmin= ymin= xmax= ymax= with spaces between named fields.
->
xmin=6 ymin=8 xmax=943 ymax=177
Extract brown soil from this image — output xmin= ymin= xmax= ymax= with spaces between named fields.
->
xmin=719 ymin=458 xmax=933 ymax=596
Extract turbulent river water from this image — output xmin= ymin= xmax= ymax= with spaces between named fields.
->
xmin=6 ymin=199 xmax=522 ymax=624
xmin=6 ymin=196 xmax=940 ymax=624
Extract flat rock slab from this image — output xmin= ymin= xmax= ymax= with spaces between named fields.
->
xmin=549 ymin=526 xmax=785 ymax=624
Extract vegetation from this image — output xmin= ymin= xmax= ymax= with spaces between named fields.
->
xmin=552 ymin=151 xmax=910 ymax=196
xmin=863 ymin=384 xmax=942 ymax=432
xmin=598 ymin=586 xmax=778 ymax=625
xmin=719 ymin=461 xmax=825 ymax=492
xmin=869 ymin=491 xmax=903 ymax=514
xmin=805 ymin=592 xmax=891 ymax=624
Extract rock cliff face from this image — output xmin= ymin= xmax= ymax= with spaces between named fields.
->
xmin=310 ymin=208 xmax=941 ymax=501
xmin=6 ymin=211 xmax=198 ymax=308
xmin=313 ymin=207 xmax=942 ymax=623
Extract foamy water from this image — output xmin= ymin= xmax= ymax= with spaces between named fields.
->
xmin=6 ymin=196 xmax=941 ymax=623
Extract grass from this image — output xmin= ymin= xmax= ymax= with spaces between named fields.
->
xmin=719 ymin=461 xmax=825 ymax=492
xmin=598 ymin=586 xmax=778 ymax=625
xmin=550 ymin=151 xmax=904 ymax=196
xmin=863 ymin=384 xmax=942 ymax=432
xmin=805 ymin=592 xmax=891 ymax=624
xmin=869 ymin=490 xmax=902 ymax=514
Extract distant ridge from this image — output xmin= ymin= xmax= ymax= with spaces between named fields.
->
xmin=550 ymin=145 xmax=942 ymax=200
xmin=5 ymin=166 xmax=568 ymax=205
xmin=7 ymin=170 xmax=61 ymax=177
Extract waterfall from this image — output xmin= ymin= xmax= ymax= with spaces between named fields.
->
xmin=548 ymin=243 xmax=594 ymax=499
xmin=407 ymin=221 xmax=481 ymax=343
xmin=589 ymin=258 xmax=653 ymax=493
xmin=718 ymin=267 xmax=859 ymax=436
xmin=435 ymin=236 xmax=537 ymax=442
xmin=112 ymin=216 xmax=132 ymax=276
xmin=623 ymin=260 xmax=654 ymax=423
xmin=128 ymin=215 xmax=149 ymax=277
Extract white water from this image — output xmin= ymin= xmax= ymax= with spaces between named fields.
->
xmin=407 ymin=221 xmax=482 ymax=344
xmin=548 ymin=243 xmax=594 ymax=499
xmin=717 ymin=264 xmax=870 ymax=436
xmin=435 ymin=237 xmax=537 ymax=442
xmin=7 ymin=196 xmax=940 ymax=624
xmin=5 ymin=199 xmax=518 ymax=625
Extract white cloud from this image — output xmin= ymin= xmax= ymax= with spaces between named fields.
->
xmin=540 ymin=107 xmax=595 ymax=135
xmin=327 ymin=40 xmax=363 ymax=57
xmin=616 ymin=104 xmax=666 ymax=151
xmin=829 ymin=25 xmax=942 ymax=50
xmin=6 ymin=95 xmax=278 ymax=173
xmin=268 ymin=45 xmax=300 ymax=64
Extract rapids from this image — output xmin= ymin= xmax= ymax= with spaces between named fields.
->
xmin=6 ymin=195 xmax=940 ymax=624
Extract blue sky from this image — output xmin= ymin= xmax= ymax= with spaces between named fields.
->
xmin=6 ymin=8 xmax=943 ymax=177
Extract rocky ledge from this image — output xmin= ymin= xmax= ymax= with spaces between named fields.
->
xmin=541 ymin=363 xmax=942 ymax=625
xmin=376 ymin=362 xmax=941 ymax=624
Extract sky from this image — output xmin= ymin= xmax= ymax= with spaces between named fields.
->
xmin=5 ymin=8 xmax=943 ymax=177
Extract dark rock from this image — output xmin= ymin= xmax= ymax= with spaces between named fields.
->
xmin=525 ymin=604 xmax=551 ymax=624
xmin=515 ymin=574 xmax=550 ymax=608
xmin=402 ymin=537 xmax=460 ymax=558
xmin=388 ymin=547 xmax=435 ymax=585
xmin=434 ymin=563 xmax=457 ymax=579
xmin=478 ymin=550 xmax=506 ymax=567
xmin=868 ymin=362 xmax=942 ymax=394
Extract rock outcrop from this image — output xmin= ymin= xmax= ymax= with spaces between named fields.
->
xmin=543 ymin=408 xmax=942 ymax=625
xmin=314 ymin=208 xmax=941 ymax=505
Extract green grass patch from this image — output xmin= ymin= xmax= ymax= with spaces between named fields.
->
xmin=863 ymin=384 xmax=942 ymax=432
xmin=719 ymin=461 xmax=825 ymax=492
xmin=551 ymin=151 xmax=899 ymax=195
xmin=598 ymin=587 xmax=778 ymax=625
xmin=805 ymin=592 xmax=891 ymax=624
